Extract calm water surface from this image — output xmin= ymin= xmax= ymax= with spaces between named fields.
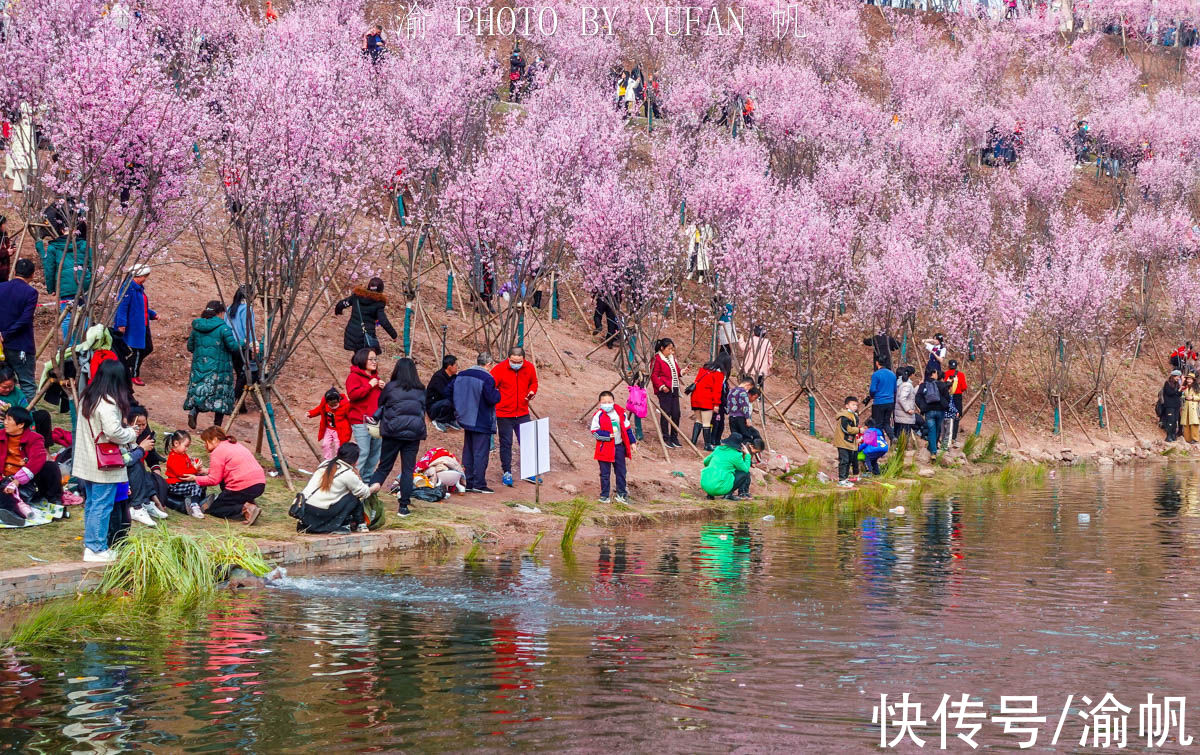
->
xmin=3 ymin=465 xmax=1200 ymax=752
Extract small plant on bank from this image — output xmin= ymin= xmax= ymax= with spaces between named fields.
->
xmin=561 ymin=499 xmax=589 ymax=551
xmin=880 ymin=431 xmax=909 ymax=479
xmin=961 ymin=432 xmax=979 ymax=458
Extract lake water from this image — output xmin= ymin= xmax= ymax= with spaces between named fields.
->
xmin=3 ymin=464 xmax=1199 ymax=752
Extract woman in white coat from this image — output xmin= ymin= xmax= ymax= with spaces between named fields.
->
xmin=3 ymin=103 xmax=37 ymax=192
xmin=296 ymin=442 xmax=371 ymax=534
xmin=74 ymin=360 xmax=138 ymax=562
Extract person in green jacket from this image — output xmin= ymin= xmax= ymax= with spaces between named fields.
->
xmin=184 ymin=300 xmax=240 ymax=430
xmin=35 ymin=224 xmax=92 ymax=342
xmin=701 ymin=432 xmax=752 ymax=500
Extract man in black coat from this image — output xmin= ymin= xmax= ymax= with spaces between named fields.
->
xmin=862 ymin=330 xmax=900 ymax=371
xmin=426 ymin=354 xmax=461 ymax=431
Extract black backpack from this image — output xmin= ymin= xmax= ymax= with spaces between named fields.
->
xmin=920 ymin=380 xmax=941 ymax=408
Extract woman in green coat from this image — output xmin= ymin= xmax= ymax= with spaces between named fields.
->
xmin=184 ymin=300 xmax=240 ymax=429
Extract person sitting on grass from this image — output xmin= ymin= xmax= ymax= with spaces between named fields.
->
xmin=121 ymin=405 xmax=167 ymax=528
xmin=857 ymin=420 xmax=889 ymax=477
xmin=589 ymin=390 xmax=636 ymax=504
xmin=296 ymin=442 xmax=371 ymax=534
xmin=0 ymin=406 xmax=52 ymax=525
xmin=701 ymin=432 xmax=752 ymax=501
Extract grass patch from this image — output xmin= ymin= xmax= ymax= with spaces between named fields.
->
xmin=463 ymin=542 xmax=486 ymax=563
xmin=880 ymin=431 xmax=909 ymax=479
xmin=527 ymin=531 xmax=544 ymax=554
xmin=561 ymin=499 xmax=589 ymax=551
xmin=961 ymin=432 xmax=979 ymax=458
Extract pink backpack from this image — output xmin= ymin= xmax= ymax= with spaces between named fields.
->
xmin=626 ymin=385 xmax=648 ymax=418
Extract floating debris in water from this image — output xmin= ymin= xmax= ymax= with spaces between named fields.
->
xmin=1078 ymin=513 xmax=1091 ymax=523
xmin=889 ymin=506 xmax=906 ymax=515
xmin=761 ymin=514 xmax=776 ymax=521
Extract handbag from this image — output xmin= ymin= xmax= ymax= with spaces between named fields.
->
xmin=84 ymin=415 xmax=125 ymax=470
xmin=288 ymin=492 xmax=304 ymax=519
xmin=354 ymin=298 xmax=380 ymax=350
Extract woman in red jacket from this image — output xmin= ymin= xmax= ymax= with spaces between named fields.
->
xmin=687 ymin=360 xmax=725 ymax=451
xmin=650 ymin=338 xmax=684 ymax=448
xmin=345 ymin=348 xmax=383 ymax=479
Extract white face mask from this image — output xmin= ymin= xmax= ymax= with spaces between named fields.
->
xmin=510 ymin=361 xmax=524 ymax=370
xmin=600 ymin=403 xmax=614 ymax=413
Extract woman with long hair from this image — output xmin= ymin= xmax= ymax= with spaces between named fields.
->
xmin=649 ymin=338 xmax=684 ymax=448
xmin=74 ymin=359 xmax=138 ymax=562
xmin=345 ymin=348 xmax=383 ymax=479
xmin=225 ymin=285 xmax=258 ymax=414
xmin=184 ymin=300 xmax=240 ymax=429
xmin=296 ymin=443 xmax=371 ymax=533
xmin=370 ymin=357 xmax=427 ymax=517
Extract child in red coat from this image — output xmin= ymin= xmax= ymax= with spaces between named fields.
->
xmin=308 ymin=388 xmax=352 ymax=460
xmin=589 ymin=391 xmax=636 ymax=504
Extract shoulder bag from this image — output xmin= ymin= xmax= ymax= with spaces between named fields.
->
xmin=84 ymin=414 xmax=125 ymax=470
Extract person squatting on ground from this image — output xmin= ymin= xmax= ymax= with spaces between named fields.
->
xmin=122 ymin=404 xmax=169 ymax=528
xmin=651 ymin=338 xmax=684 ymax=448
xmin=453 ymin=352 xmax=501 ymax=494
xmin=188 ymin=426 xmax=266 ymax=526
xmin=701 ymin=433 xmax=752 ymax=501
xmin=296 ymin=442 xmax=371 ymax=534
xmin=590 ymin=391 xmax=636 ymax=504
xmin=426 ymin=354 xmax=461 ymax=432
xmin=858 ymin=420 xmax=890 ymax=476
xmin=491 ymin=346 xmax=539 ymax=487
xmin=834 ymin=396 xmax=862 ymax=487
xmin=309 ymin=387 xmax=352 ymax=461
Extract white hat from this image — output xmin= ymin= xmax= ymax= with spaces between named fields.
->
xmin=129 ymin=263 xmax=151 ymax=277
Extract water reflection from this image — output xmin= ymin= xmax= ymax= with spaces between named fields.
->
xmin=5 ymin=465 xmax=1200 ymax=750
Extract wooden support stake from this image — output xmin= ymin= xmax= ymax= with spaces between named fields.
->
xmin=990 ymin=395 xmax=1022 ymax=450
xmin=223 ymin=390 xmax=248 ymax=433
xmin=646 ymin=400 xmax=706 ymax=461
xmin=531 ymin=312 xmax=572 ymax=377
xmin=270 ymin=385 xmax=325 ymax=463
xmin=1064 ymin=398 xmax=1097 ymax=447
xmin=302 ymin=329 xmax=342 ymax=384
xmin=564 ymin=282 xmax=590 ymax=324
xmin=250 ymin=386 xmax=294 ymax=491
xmin=1111 ymin=399 xmax=1142 ymax=444
xmin=763 ymin=389 xmax=809 ymax=454
xmin=527 ymin=406 xmax=578 ymax=469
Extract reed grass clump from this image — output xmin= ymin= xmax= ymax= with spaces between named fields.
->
xmin=561 ymin=499 xmax=589 ymax=551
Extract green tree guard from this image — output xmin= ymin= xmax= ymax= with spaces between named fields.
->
xmin=975 ymin=399 xmax=986 ymax=436
xmin=552 ymin=279 xmax=559 ymax=320
xmin=838 ymin=292 xmax=845 ymax=315
xmin=445 ymin=271 xmax=453 ymax=311
xmin=517 ymin=308 xmax=525 ymax=348
xmin=663 ymin=292 xmax=673 ymax=317
xmin=1098 ymin=395 xmax=1106 ymax=428
xmin=809 ymin=395 xmax=816 ymax=436
xmin=262 ymin=398 xmax=284 ymax=472
xmin=679 ymin=199 xmax=686 ymax=225
xmin=900 ymin=331 xmax=908 ymax=363
xmin=628 ymin=331 xmax=637 ymax=369
xmin=403 ymin=303 xmax=413 ymax=355
xmin=1054 ymin=400 xmax=1061 ymax=435
xmin=968 ymin=334 xmax=975 ymax=362
xmin=416 ymin=232 xmax=426 ymax=255
xmin=633 ymin=414 xmax=643 ymax=441
xmin=396 ymin=194 xmax=406 ymax=227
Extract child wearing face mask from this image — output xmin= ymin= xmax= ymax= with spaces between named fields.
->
xmin=589 ymin=390 xmax=636 ymax=504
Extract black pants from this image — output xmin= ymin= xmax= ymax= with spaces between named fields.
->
xmin=127 ymin=347 xmax=149 ymax=379
xmin=20 ymin=462 xmax=63 ymax=504
xmin=730 ymin=469 xmax=750 ymax=496
xmin=710 ymin=412 xmax=725 ymax=446
xmin=372 ymin=437 xmax=420 ymax=503
xmin=497 ymin=415 xmax=529 ymax=475
xmin=298 ymin=493 xmax=364 ymax=534
xmin=870 ymin=402 xmax=895 ymax=440
xmin=462 ymin=430 xmax=491 ymax=489
xmin=837 ymin=447 xmax=859 ymax=481
xmin=1165 ymin=409 xmax=1180 ymax=442
xmin=895 ymin=422 xmax=918 ymax=438
xmin=658 ymin=390 xmax=680 ymax=443
xmin=428 ymin=398 xmax=456 ymax=425
xmin=232 ymin=351 xmax=257 ymax=412
xmin=599 ymin=452 xmax=627 ymax=498
xmin=593 ymin=299 xmax=619 ymax=344
xmin=107 ymin=494 xmax=131 ymax=548
xmin=729 ymin=416 xmax=763 ymax=450
xmin=950 ymin=394 xmax=964 ymax=439
xmin=209 ymin=483 xmax=265 ymax=520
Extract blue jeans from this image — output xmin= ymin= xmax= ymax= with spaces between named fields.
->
xmin=924 ymin=411 xmax=945 ymax=456
xmin=351 ymin=423 xmax=382 ymax=481
xmin=82 ymin=480 xmax=119 ymax=553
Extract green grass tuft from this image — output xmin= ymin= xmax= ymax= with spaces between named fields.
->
xmin=560 ymin=499 xmax=589 ymax=551
xmin=961 ymin=432 xmax=979 ymax=458
xmin=527 ymin=531 xmax=545 ymax=555
xmin=463 ymin=542 xmax=486 ymax=563
xmin=880 ymin=431 xmax=909 ymax=478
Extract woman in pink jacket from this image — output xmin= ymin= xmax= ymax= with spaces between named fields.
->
xmin=183 ymin=425 xmax=267 ymax=525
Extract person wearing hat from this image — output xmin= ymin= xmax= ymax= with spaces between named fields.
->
xmin=700 ymin=432 xmax=752 ymax=501
xmin=1181 ymin=373 xmax=1200 ymax=443
xmin=1162 ymin=370 xmax=1183 ymax=442
xmin=114 ymin=263 xmax=156 ymax=386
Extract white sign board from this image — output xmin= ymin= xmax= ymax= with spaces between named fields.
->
xmin=519 ymin=417 xmax=551 ymax=480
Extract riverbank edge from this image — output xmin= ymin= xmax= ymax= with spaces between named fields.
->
xmin=0 ymin=441 xmax=1179 ymax=608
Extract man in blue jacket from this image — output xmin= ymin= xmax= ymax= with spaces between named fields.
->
xmin=453 ymin=352 xmax=501 ymax=494
xmin=114 ymin=264 xmax=156 ymax=386
xmin=865 ymin=356 xmax=896 ymax=441
xmin=0 ymin=259 xmax=39 ymax=399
